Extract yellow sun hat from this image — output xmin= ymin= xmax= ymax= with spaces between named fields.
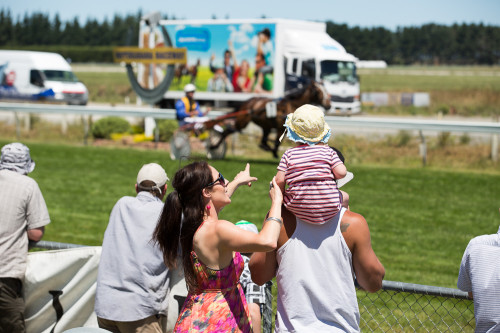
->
xmin=280 ymin=104 xmax=331 ymax=145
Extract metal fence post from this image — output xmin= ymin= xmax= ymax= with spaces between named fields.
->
xmin=14 ymin=111 xmax=21 ymax=139
xmin=492 ymin=133 xmax=498 ymax=162
xmin=82 ymin=115 xmax=89 ymax=146
xmin=419 ymin=130 xmax=427 ymax=167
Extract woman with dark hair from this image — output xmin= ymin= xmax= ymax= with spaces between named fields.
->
xmin=153 ymin=162 xmax=282 ymax=332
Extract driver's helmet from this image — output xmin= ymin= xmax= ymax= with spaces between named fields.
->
xmin=184 ymin=83 xmax=196 ymax=93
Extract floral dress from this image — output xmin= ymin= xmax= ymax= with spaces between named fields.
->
xmin=174 ymin=250 xmax=253 ymax=332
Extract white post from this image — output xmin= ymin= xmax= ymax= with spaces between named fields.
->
xmin=61 ymin=114 xmax=68 ymax=135
xmin=14 ymin=112 xmax=20 ymax=139
xmin=492 ymin=134 xmax=498 ymax=163
xmin=493 ymin=115 xmax=499 ymax=163
xmin=145 ymin=116 xmax=156 ymax=137
xmin=419 ymin=130 xmax=427 ymax=167
xmin=25 ymin=113 xmax=30 ymax=131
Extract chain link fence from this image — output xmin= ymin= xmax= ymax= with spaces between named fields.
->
xmin=262 ymin=280 xmax=475 ymax=333
xmin=32 ymin=241 xmax=475 ymax=332
xmin=357 ymin=280 xmax=475 ymax=332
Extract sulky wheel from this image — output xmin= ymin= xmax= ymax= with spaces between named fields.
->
xmin=206 ymin=129 xmax=227 ymax=160
xmin=170 ymin=131 xmax=191 ymax=160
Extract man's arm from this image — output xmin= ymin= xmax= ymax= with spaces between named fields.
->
xmin=27 ymin=226 xmax=45 ymax=242
xmin=249 ymin=249 xmax=278 ymax=285
xmin=341 ymin=211 xmax=385 ymax=292
xmin=175 ymin=99 xmax=188 ymax=119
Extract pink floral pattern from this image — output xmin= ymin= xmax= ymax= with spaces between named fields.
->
xmin=174 ymin=251 xmax=253 ymax=332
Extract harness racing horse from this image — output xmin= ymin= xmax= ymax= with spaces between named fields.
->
xmin=212 ymin=80 xmax=331 ymax=158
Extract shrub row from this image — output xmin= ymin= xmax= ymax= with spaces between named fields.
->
xmin=91 ymin=116 xmax=178 ymax=142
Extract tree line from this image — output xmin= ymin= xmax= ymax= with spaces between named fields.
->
xmin=0 ymin=9 xmax=499 ymax=65
xmin=326 ymin=22 xmax=500 ymax=65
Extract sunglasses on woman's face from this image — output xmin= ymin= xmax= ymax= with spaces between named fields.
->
xmin=204 ymin=172 xmax=226 ymax=188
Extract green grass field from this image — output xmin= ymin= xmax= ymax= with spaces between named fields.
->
xmin=4 ymin=139 xmax=498 ymax=290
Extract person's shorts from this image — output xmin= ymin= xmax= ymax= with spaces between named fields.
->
xmin=0 ymin=277 xmax=25 ymax=333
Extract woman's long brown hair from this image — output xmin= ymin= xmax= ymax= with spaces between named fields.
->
xmin=153 ymin=161 xmax=212 ymax=291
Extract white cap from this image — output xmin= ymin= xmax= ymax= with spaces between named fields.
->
xmin=184 ymin=83 xmax=196 ymax=93
xmin=137 ymin=163 xmax=168 ymax=187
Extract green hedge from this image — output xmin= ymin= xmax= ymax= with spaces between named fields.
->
xmin=92 ymin=117 xmax=131 ymax=139
xmin=157 ymin=119 xmax=179 ymax=142
xmin=0 ymin=45 xmax=115 ymax=63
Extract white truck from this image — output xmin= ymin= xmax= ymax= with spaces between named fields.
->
xmin=0 ymin=50 xmax=89 ymax=105
xmin=137 ymin=17 xmax=360 ymax=114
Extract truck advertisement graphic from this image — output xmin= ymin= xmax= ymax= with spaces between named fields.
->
xmin=136 ymin=17 xmax=361 ymax=114
xmin=138 ymin=21 xmax=276 ymax=96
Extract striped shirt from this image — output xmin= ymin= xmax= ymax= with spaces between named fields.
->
xmin=277 ymin=145 xmax=343 ymax=224
xmin=457 ymin=226 xmax=500 ymax=333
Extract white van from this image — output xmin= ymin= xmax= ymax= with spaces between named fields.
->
xmin=0 ymin=50 xmax=89 ymax=105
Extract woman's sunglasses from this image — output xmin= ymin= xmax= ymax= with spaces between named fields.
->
xmin=204 ymin=172 xmax=226 ymax=188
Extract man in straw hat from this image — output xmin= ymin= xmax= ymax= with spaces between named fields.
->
xmin=0 ymin=142 xmax=51 ymax=332
xmin=276 ymin=104 xmax=351 ymax=225
xmin=95 ymin=163 xmax=170 ymax=332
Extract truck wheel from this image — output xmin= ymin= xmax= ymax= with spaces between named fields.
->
xmin=206 ymin=129 xmax=226 ymax=160
xmin=170 ymin=132 xmax=191 ymax=160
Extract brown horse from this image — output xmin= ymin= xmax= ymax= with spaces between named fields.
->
xmin=214 ymin=80 xmax=331 ymax=158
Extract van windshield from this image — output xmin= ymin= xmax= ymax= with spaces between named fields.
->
xmin=320 ymin=61 xmax=357 ymax=84
xmin=42 ymin=70 xmax=79 ymax=83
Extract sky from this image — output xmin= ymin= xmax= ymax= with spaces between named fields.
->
xmin=3 ymin=0 xmax=500 ymax=31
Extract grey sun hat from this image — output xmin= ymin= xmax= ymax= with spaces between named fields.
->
xmin=0 ymin=142 xmax=35 ymax=175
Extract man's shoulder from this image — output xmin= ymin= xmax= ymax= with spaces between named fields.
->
xmin=0 ymin=169 xmax=38 ymax=187
xmin=467 ymin=232 xmax=500 ymax=249
xmin=114 ymin=195 xmax=137 ymax=206
xmin=340 ymin=210 xmax=369 ymax=250
xmin=341 ymin=210 xmax=367 ymax=228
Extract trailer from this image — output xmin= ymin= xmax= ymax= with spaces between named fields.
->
xmin=137 ymin=17 xmax=361 ymax=115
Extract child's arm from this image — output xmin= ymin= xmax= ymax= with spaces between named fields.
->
xmin=276 ymin=170 xmax=286 ymax=194
xmin=332 ymin=163 xmax=347 ymax=180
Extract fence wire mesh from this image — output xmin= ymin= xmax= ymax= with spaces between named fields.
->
xmin=32 ymin=242 xmax=475 ymax=333
xmin=357 ymin=281 xmax=475 ymax=332
xmin=262 ymin=280 xmax=475 ymax=333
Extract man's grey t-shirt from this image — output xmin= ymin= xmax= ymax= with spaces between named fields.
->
xmin=95 ymin=192 xmax=169 ymax=322
xmin=0 ymin=169 xmax=50 ymax=280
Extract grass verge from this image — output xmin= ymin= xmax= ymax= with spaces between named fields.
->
xmin=1 ymin=139 xmax=498 ymax=290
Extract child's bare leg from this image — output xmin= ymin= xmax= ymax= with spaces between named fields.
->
xmin=341 ymin=190 xmax=349 ymax=209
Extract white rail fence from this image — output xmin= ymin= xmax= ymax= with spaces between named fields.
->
xmin=0 ymin=102 xmax=498 ymax=163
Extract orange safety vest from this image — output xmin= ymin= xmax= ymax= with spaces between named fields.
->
xmin=181 ymin=97 xmax=198 ymax=117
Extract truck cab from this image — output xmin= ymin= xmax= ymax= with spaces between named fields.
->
xmin=282 ymin=26 xmax=361 ymax=115
xmin=285 ymin=56 xmax=360 ymax=114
